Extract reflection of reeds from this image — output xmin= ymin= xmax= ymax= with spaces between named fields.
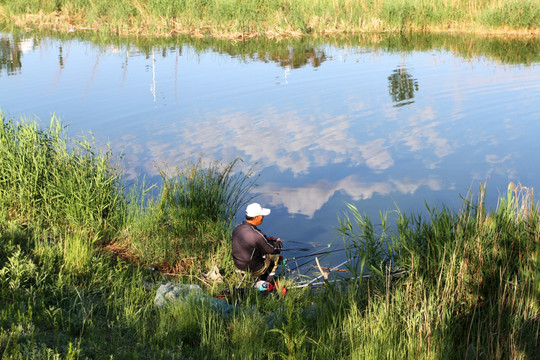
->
xmin=1 ymin=0 xmax=538 ymax=38
xmin=14 ymin=29 xmax=539 ymax=71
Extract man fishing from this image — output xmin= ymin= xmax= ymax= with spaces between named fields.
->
xmin=231 ymin=203 xmax=282 ymax=283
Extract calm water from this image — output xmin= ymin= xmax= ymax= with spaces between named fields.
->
xmin=1 ymin=32 xmax=539 ymax=269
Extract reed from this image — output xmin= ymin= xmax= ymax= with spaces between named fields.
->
xmin=0 ymin=113 xmax=124 ymax=236
xmin=0 ymin=112 xmax=256 ymax=275
xmin=338 ymin=182 xmax=540 ymax=358
xmin=159 ymin=157 xmax=256 ymax=226
xmin=1 ymin=0 xmax=538 ymax=38
xmin=119 ymin=157 xmax=257 ymax=274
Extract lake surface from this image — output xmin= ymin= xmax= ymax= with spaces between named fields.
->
xmin=1 ymin=31 xmax=539 ymax=270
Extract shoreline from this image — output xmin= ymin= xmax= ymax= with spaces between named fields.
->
xmin=3 ymin=10 xmax=539 ymax=40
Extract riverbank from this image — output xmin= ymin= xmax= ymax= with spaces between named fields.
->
xmin=1 ymin=0 xmax=539 ymax=39
xmin=1 ymin=114 xmax=539 ymax=358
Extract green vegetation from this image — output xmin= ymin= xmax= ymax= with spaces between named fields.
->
xmin=338 ymin=184 xmax=540 ymax=358
xmin=0 ymin=115 xmax=124 ymax=235
xmin=1 ymin=0 xmax=539 ymax=38
xmin=123 ymin=157 xmax=257 ymax=273
xmin=1 ymin=113 xmax=539 ymax=358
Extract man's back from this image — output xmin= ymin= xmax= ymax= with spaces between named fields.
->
xmin=232 ymin=221 xmax=280 ymax=271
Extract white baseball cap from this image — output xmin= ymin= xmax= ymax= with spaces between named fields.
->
xmin=246 ymin=203 xmax=271 ymax=217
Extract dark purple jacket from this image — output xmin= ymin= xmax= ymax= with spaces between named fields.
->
xmin=231 ymin=221 xmax=282 ymax=272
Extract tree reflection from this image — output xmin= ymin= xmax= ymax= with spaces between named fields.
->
xmin=266 ymin=47 xmax=327 ymax=69
xmin=0 ymin=34 xmax=23 ymax=75
xmin=388 ymin=66 xmax=419 ymax=107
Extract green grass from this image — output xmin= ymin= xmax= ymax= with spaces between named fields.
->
xmin=0 ymin=114 xmax=124 ymax=236
xmin=1 ymin=0 xmax=538 ymax=38
xmin=0 ymin=113 xmax=539 ymax=358
xmin=479 ymin=0 xmax=540 ymax=29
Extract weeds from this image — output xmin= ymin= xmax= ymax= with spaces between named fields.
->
xmin=121 ymin=157 xmax=257 ymax=273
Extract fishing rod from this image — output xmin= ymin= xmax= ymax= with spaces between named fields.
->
xmin=298 ymin=247 xmax=355 ymax=277
xmin=290 ymin=269 xmax=407 ymax=289
xmin=284 ymin=247 xmax=322 ymax=252
xmin=302 ymin=256 xmax=356 ymax=287
xmin=283 ymin=239 xmax=324 ymax=246
xmin=280 ymin=241 xmax=349 ymax=278
xmin=284 ymin=239 xmax=306 ymax=245
xmin=284 ymin=247 xmax=348 ymax=279
xmin=292 ymin=253 xmax=336 ymax=274
xmin=283 ymin=239 xmax=336 ymax=248
xmin=283 ymin=248 xmax=346 ymax=261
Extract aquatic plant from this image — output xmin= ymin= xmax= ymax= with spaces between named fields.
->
xmin=122 ymin=157 xmax=258 ymax=274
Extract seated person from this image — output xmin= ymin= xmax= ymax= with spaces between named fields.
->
xmin=231 ymin=203 xmax=282 ymax=283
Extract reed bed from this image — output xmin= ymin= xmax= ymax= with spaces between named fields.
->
xmin=0 ymin=113 xmax=124 ymax=235
xmin=1 ymin=0 xmax=538 ymax=39
xmin=338 ymin=182 xmax=540 ymax=358
xmin=1 ymin=114 xmax=539 ymax=359
xmin=122 ymin=157 xmax=257 ymax=274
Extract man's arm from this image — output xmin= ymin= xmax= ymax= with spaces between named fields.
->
xmin=254 ymin=230 xmax=282 ymax=254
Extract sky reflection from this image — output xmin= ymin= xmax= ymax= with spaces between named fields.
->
xmin=259 ymin=176 xmax=442 ymax=218
xmin=1 ymin=33 xmax=539 ymax=251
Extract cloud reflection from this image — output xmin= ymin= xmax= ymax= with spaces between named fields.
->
xmin=393 ymin=106 xmax=453 ymax=169
xmin=116 ymin=107 xmax=403 ymax=179
xmin=259 ymin=176 xmax=442 ymax=218
xmin=112 ymin=102 xmax=454 ymax=217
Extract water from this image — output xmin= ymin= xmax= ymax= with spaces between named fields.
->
xmin=1 ymin=32 xmax=539 ymax=271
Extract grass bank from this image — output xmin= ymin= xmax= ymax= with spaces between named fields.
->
xmin=1 ymin=0 xmax=539 ymax=39
xmin=1 ymin=114 xmax=539 ymax=359
xmin=0 ymin=112 xmax=255 ymax=275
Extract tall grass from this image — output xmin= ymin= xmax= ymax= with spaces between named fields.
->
xmin=0 ymin=113 xmax=124 ymax=236
xmin=338 ymin=182 xmax=540 ymax=358
xmin=0 ymin=113 xmax=263 ymax=358
xmin=1 ymin=0 xmax=538 ymax=38
xmin=159 ymin=157 xmax=256 ymax=226
xmin=0 ymin=111 xmax=258 ymax=274
xmin=122 ymin=157 xmax=257 ymax=273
